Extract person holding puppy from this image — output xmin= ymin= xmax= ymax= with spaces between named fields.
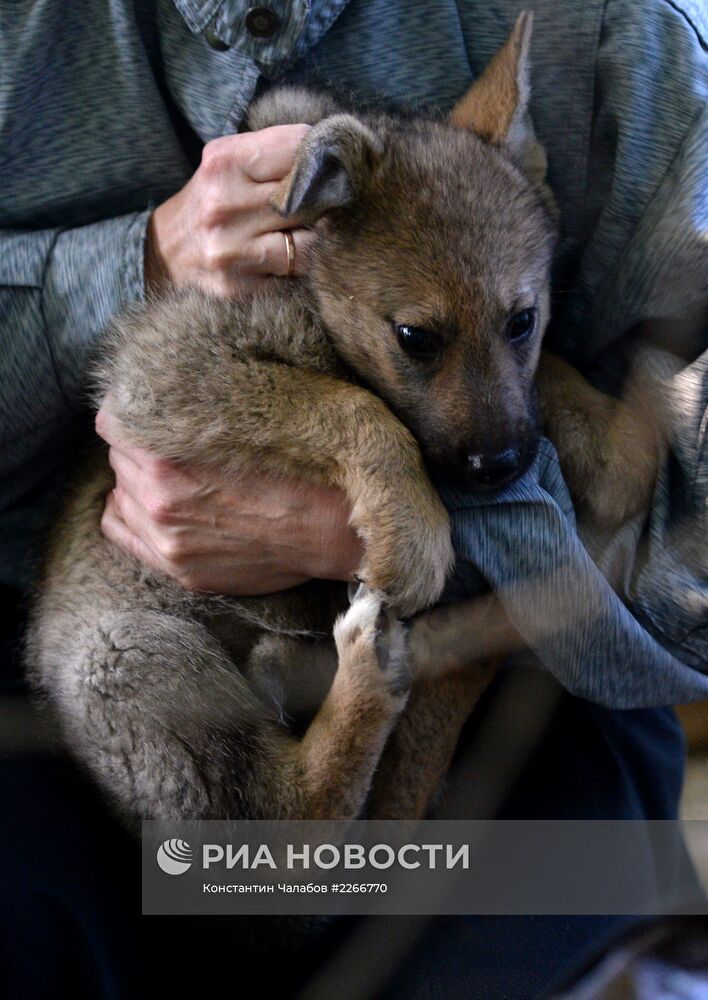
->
xmin=1 ymin=1 xmax=706 ymax=998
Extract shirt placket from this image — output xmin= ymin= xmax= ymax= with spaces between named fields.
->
xmin=204 ymin=0 xmax=309 ymax=69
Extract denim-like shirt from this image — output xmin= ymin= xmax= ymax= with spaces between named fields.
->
xmin=1 ymin=0 xmax=706 ymax=706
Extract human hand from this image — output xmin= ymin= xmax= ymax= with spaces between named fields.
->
xmin=144 ymin=124 xmax=315 ymax=297
xmin=95 ymin=409 xmax=364 ymax=595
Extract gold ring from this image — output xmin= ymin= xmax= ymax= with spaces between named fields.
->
xmin=283 ymin=230 xmax=296 ymax=278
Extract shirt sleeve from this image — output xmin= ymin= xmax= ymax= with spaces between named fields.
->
xmin=0 ymin=211 xmax=150 ymax=422
xmin=0 ymin=211 xmax=150 ymax=587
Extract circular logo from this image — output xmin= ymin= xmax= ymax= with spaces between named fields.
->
xmin=157 ymin=839 xmax=193 ymax=875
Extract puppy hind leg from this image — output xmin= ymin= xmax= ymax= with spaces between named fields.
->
xmin=44 ymin=597 xmax=410 ymax=824
xmin=367 ymin=603 xmax=501 ymax=819
xmin=42 ymin=609 xmax=274 ymax=823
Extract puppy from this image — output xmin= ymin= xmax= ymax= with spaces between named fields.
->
xmin=26 ymin=14 xmax=654 ymax=824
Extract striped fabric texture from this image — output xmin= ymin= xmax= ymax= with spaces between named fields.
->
xmin=0 ymin=0 xmax=706 ymax=704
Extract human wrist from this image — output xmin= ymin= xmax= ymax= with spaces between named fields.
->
xmin=144 ymin=193 xmax=185 ymax=293
xmin=144 ymin=209 xmax=169 ymax=293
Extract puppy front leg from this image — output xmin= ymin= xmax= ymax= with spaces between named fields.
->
xmin=293 ymin=586 xmax=410 ymax=819
xmin=366 ymin=668 xmax=498 ymax=820
xmin=367 ymin=597 xmax=516 ymax=819
xmin=536 ymin=351 xmax=659 ymax=525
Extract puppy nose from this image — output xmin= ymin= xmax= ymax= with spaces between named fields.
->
xmin=462 ymin=448 xmax=522 ymax=489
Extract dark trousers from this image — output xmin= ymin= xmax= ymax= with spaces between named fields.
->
xmin=0 ymin=665 xmax=689 ymax=1000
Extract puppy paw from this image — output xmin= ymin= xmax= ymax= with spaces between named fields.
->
xmin=335 ymin=584 xmax=411 ymax=701
xmin=358 ymin=510 xmax=454 ymax=618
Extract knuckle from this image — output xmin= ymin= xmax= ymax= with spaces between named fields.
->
xmin=175 ymin=572 xmax=201 ymax=593
xmin=202 ymin=234 xmax=230 ymax=272
xmin=246 ymin=238 xmax=270 ymax=271
xmin=156 ymin=535 xmax=185 ymax=565
xmin=233 ymin=133 xmax=260 ymax=170
xmin=200 ymin=137 xmax=228 ymax=176
xmin=197 ymin=192 xmax=228 ymax=232
xmin=99 ymin=506 xmax=113 ymax=537
xmin=146 ymin=455 xmax=174 ymax=480
xmin=144 ymin=494 xmax=176 ymax=524
xmin=110 ymin=486 xmax=125 ymax=513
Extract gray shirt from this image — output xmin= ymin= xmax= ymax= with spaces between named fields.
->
xmin=1 ymin=0 xmax=706 ymax=704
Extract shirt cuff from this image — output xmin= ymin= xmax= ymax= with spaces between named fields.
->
xmin=42 ymin=208 xmax=151 ymax=407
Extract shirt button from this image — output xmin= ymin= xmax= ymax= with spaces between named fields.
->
xmin=245 ymin=6 xmax=281 ymax=39
xmin=205 ymin=27 xmax=231 ymax=51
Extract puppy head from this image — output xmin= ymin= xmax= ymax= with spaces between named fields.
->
xmin=273 ymin=12 xmax=557 ymax=491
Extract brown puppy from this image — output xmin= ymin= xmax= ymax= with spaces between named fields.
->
xmin=26 ymin=14 xmax=654 ymax=825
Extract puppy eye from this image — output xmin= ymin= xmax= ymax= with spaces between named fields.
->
xmin=395 ymin=324 xmax=440 ymax=358
xmin=507 ymin=308 xmax=536 ymax=343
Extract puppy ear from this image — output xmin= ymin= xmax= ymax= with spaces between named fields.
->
xmin=271 ymin=114 xmax=383 ymax=225
xmin=449 ymin=11 xmax=547 ymax=184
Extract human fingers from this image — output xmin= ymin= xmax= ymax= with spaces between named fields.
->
xmin=235 ymin=227 xmax=316 ymax=277
xmin=100 ymin=489 xmax=165 ymax=572
xmin=203 ymin=124 xmax=310 ymax=184
xmin=95 ymin=409 xmax=159 ymax=472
